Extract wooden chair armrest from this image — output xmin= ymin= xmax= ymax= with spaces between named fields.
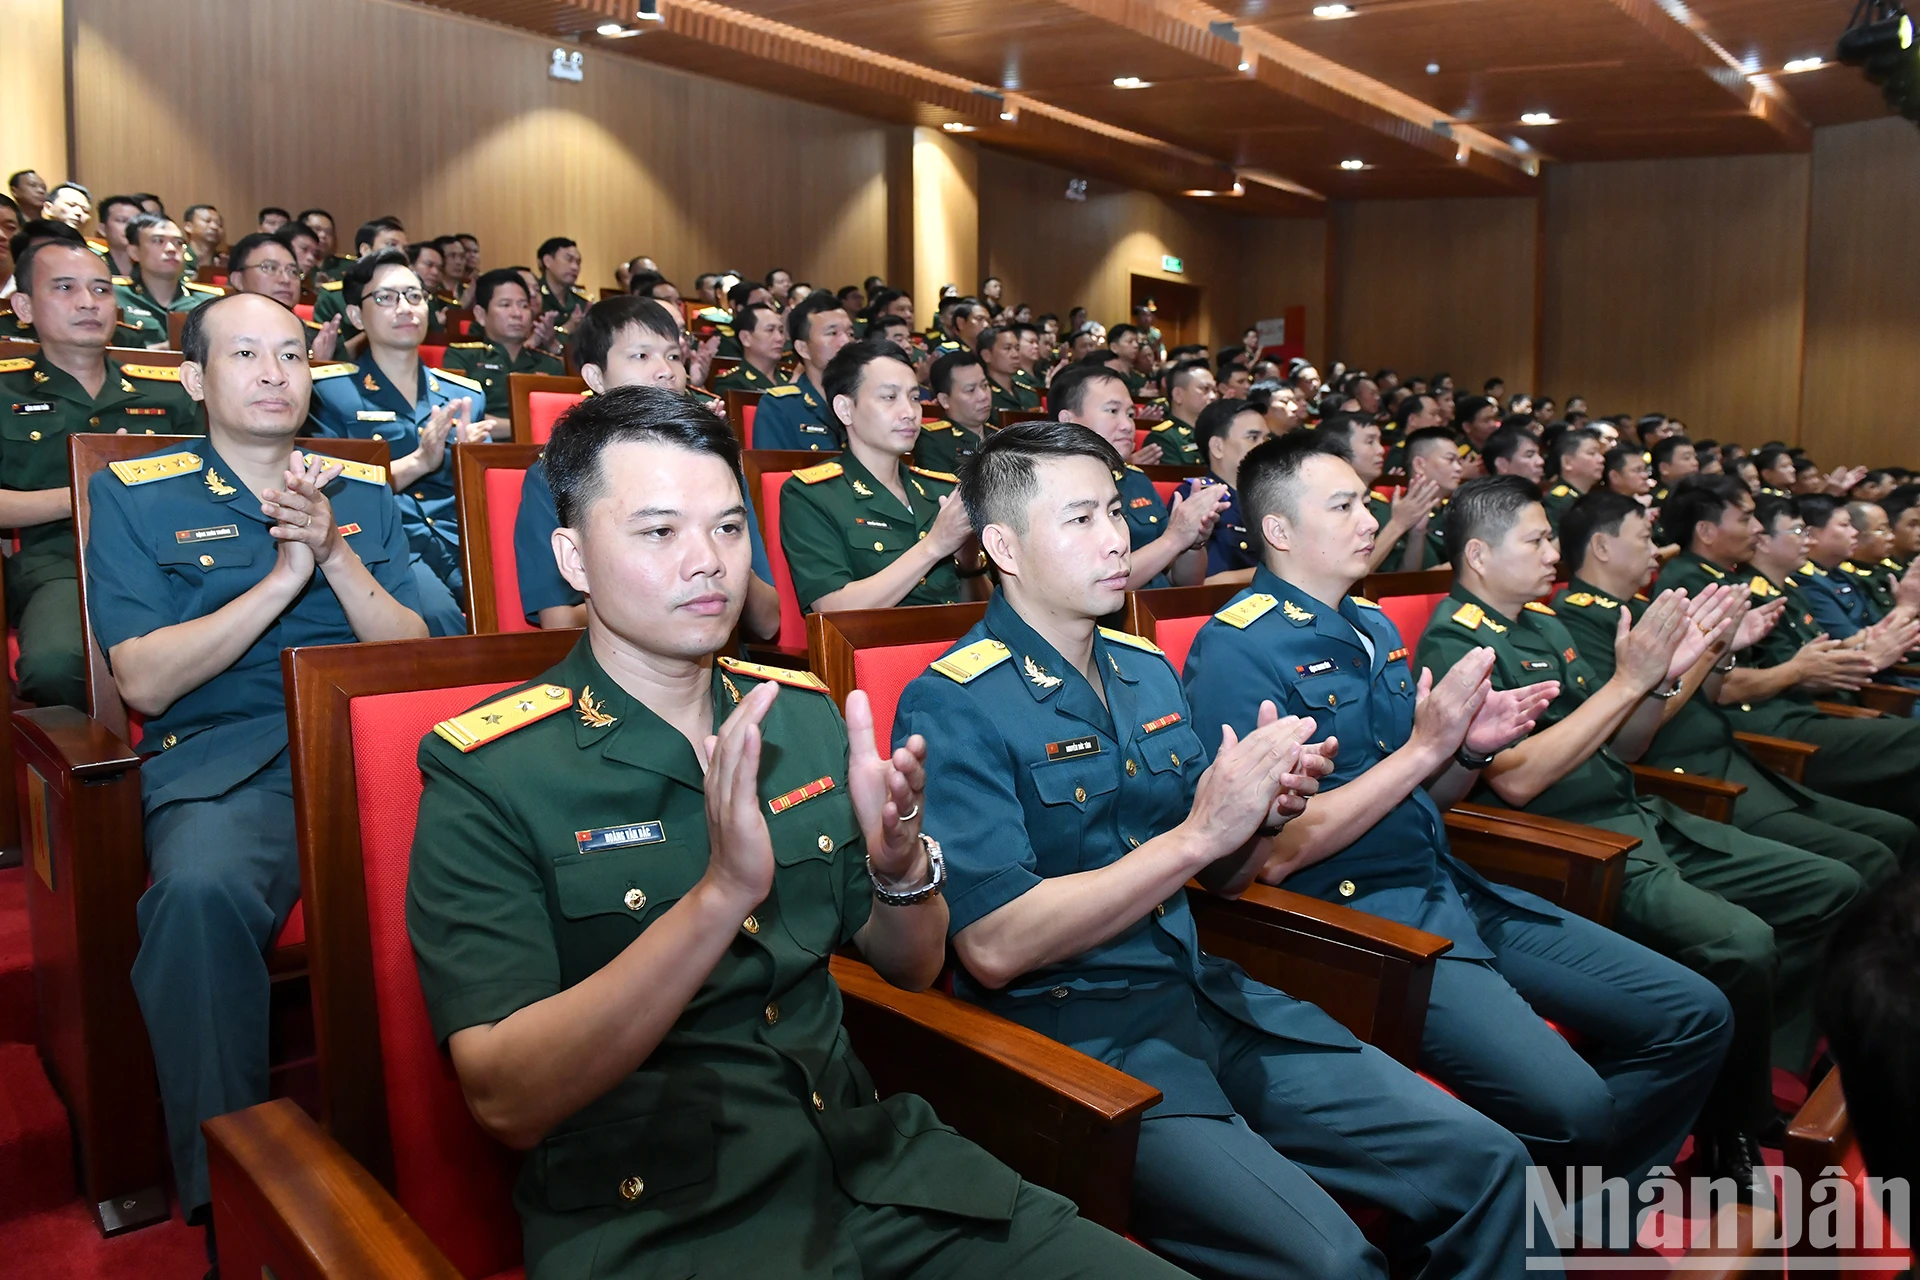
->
xmin=1815 ymin=700 xmax=1882 ymax=719
xmin=1443 ymin=802 xmax=1633 ymax=926
xmin=1890 ymin=664 xmax=1920 ymax=679
xmin=11 ymin=705 xmax=140 ymax=781
xmin=1783 ymin=1067 xmax=1856 ymax=1184
xmin=205 ymin=1098 xmax=463 ymax=1280
xmin=1859 ymin=683 xmax=1917 ymax=717
xmin=1188 ymin=882 xmax=1449 ymax=1068
xmin=832 ymin=955 xmax=1157 ymax=1232
xmin=1732 ymin=731 xmax=1817 ymax=782
xmin=1628 ymin=765 xmax=1745 ymax=824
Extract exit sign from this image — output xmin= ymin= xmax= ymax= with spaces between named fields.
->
xmin=1161 ymin=254 xmax=1184 ymax=274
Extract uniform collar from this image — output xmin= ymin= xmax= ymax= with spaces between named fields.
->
xmin=1252 ymin=566 xmax=1377 ymax=666
xmin=353 ymin=354 xmax=432 ymax=417
xmin=840 ymin=449 xmax=922 ymax=520
xmin=28 ymin=353 xmax=128 ymax=409
xmin=1447 ymin=582 xmax=1522 ymax=633
xmin=791 ymin=372 xmax=825 ymax=411
xmin=562 ymin=636 xmax=710 ymax=791
xmin=981 ymin=593 xmax=1120 ymax=734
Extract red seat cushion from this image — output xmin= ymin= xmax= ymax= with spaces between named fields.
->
xmin=271 ymin=899 xmax=305 ymax=949
xmin=1133 ymin=428 xmax=1148 ymax=453
xmin=852 ymin=641 xmax=958 ymax=754
xmin=419 ymin=344 xmax=447 ymax=369
xmin=740 ymin=401 xmax=757 ymax=450
xmin=1151 ymin=479 xmax=1180 ymax=506
xmin=1379 ymin=592 xmax=1448 ymax=660
xmin=484 ymin=468 xmax=534 ymax=633
xmin=758 ymin=470 xmax=807 ymax=652
xmin=529 ymin=392 xmax=585 ymax=446
xmin=1156 ymin=615 xmax=1210 ymax=675
xmin=349 ymin=684 xmax=526 ymax=1279
xmin=293 ymin=303 xmax=314 ymax=323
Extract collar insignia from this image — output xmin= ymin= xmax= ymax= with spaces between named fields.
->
xmin=120 ymin=378 xmax=136 ymax=393
xmin=851 ymin=479 xmax=874 ymax=497
xmin=577 ymin=686 xmax=616 ymax=728
xmin=1024 ymin=655 xmax=1062 ymax=690
xmin=32 ymin=370 xmax=49 ymax=384
xmin=721 ymin=672 xmax=743 ymax=705
xmin=204 ymin=469 xmax=237 ymax=497
xmin=1281 ymin=599 xmax=1314 ymax=623
xmin=363 ymin=373 xmax=379 ymax=391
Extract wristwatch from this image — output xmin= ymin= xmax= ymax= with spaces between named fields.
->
xmin=867 ymin=833 xmax=946 ymax=906
xmin=1649 ymin=677 xmax=1686 ymax=700
xmin=1454 ymin=742 xmax=1500 ymax=770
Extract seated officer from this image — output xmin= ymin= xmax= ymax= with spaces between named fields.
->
xmin=1650 ymin=435 xmax=1698 ymax=506
xmin=534 ymin=236 xmax=591 ymax=335
xmin=780 ymin=341 xmax=983 ymax=613
xmin=1606 ymin=444 xmax=1654 ymax=502
xmin=312 ymin=216 xmax=407 ymax=354
xmin=226 ymin=231 xmax=338 ymax=361
xmin=753 ymin=291 xmax=855 ymax=452
xmin=1051 ymin=362 xmax=1225 ymax=590
xmin=1 ymin=234 xmax=199 ymax=709
xmin=86 ymin=292 xmax=424 ymax=1227
xmin=409 ymin=388 xmax=1184 ymax=1280
xmin=1183 ymin=434 xmax=1730 ymax=1192
xmin=299 ymin=208 xmax=351 ymax=282
xmin=1840 ymin=498 xmax=1917 ymax=615
xmin=1795 ymin=496 xmax=1920 ymax=683
xmin=1316 ymin=414 xmax=1445 ymax=576
xmin=1415 ymin=476 xmax=1863 ymax=1183
xmin=1481 ymin=423 xmax=1544 ymax=490
xmin=1656 ymin=479 xmax=1920 ymax=827
xmin=896 ymin=422 xmax=1540 ymax=1280
xmin=913 ymin=349 xmax=995 ymax=476
xmin=1147 ymin=359 xmax=1215 ymax=465
xmin=1541 ymin=427 xmax=1606 ymax=530
xmin=978 ymin=325 xmax=1041 ymax=416
xmin=308 ymin=247 xmax=489 ymax=636
xmin=112 ymin=212 xmax=221 ymax=348
xmin=709 ymin=300 xmax=784 ymax=393
xmin=440 ymin=267 xmax=564 ymax=425
xmin=1554 ymin=491 xmax=1914 ymax=892
xmin=1173 ymin=397 xmax=1271 ymax=586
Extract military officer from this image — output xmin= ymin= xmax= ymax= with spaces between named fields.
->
xmin=1 ymin=237 xmax=201 ymax=709
xmin=1650 ymin=436 xmax=1698 ymax=507
xmin=111 ymin=213 xmax=221 ymax=348
xmin=297 ymin=208 xmax=353 ymax=282
xmin=1416 ymin=476 xmax=1864 ymax=1183
xmin=709 ymin=300 xmax=784 ymax=394
xmin=895 ymin=422 xmax=1541 ymax=1280
xmin=408 ymin=387 xmax=1184 ymax=1280
xmin=307 ymin=247 xmax=489 ymax=636
xmin=1172 ymin=398 xmax=1271 ymax=585
xmin=1182 ymin=434 xmax=1731 ymax=1193
xmin=1554 ymin=489 xmax=1914 ymax=891
xmin=534 ymin=236 xmax=591 ymax=335
xmin=1840 ymin=499 xmax=1916 ymax=619
xmin=311 ymin=217 xmax=407 ymax=353
xmin=1316 ymin=414 xmax=1446 ymax=576
xmin=912 ymin=349 xmax=995 ymax=477
xmin=439 ymin=267 xmax=564 ymax=423
xmin=752 ymin=291 xmax=856 ymax=452
xmin=1541 ymin=428 xmax=1606 ymax=531
xmin=1146 ymin=360 xmax=1215 ymax=465
xmin=1793 ymin=495 xmax=1920 ymax=688
xmin=86 ymin=292 xmax=424 ymax=1227
xmin=979 ymin=326 xmax=1041 ymax=416
xmin=779 ymin=342 xmax=982 ymax=613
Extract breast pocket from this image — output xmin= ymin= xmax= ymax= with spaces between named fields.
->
xmin=552 ymin=842 xmax=708 ymax=976
xmin=768 ymin=787 xmax=859 ymax=956
xmin=156 ymin=540 xmax=258 ymax=611
xmin=1030 ymin=755 xmax=1120 ymax=870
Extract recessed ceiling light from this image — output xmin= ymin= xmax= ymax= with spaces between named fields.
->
xmin=999 ymin=109 xmax=1017 ymax=121
xmin=1782 ymin=56 xmax=1824 ymax=73
xmin=942 ymin=122 xmax=977 ymax=133
xmin=1238 ymin=60 xmax=1251 ymax=71
xmin=1339 ymin=158 xmax=1367 ymax=170
xmin=1184 ymin=189 xmax=1221 ymax=197
xmin=1519 ymin=111 xmax=1559 ymax=125
xmin=596 ymin=22 xmax=624 ymax=34
xmin=1312 ymin=4 xmax=1354 ymax=18
xmin=1113 ymin=76 xmax=1150 ymax=89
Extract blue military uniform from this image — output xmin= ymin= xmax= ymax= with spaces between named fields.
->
xmin=895 ymin=593 xmax=1537 ymax=1280
xmin=1173 ymin=474 xmax=1255 ymax=577
xmin=82 ymin=437 xmax=420 ymax=1212
xmin=1182 ymin=569 xmax=1730 ymax=1187
xmin=1115 ymin=466 xmax=1176 ymax=589
xmin=307 ymin=355 xmax=486 ymax=635
xmin=1799 ymin=560 xmax=1873 ymax=638
xmin=751 ymin=375 xmax=841 ymax=452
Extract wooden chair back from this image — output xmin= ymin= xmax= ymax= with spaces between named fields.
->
xmin=451 ymin=442 xmax=545 ymax=634
xmin=743 ymin=449 xmax=838 ymax=656
xmin=507 ymin=372 xmax=588 ymax=446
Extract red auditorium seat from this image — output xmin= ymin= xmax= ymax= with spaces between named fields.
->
xmin=743 ymin=449 xmax=838 ymax=657
xmin=506 ymin=372 xmax=588 ymax=446
xmin=452 ymin=443 xmax=546 ymax=634
xmin=293 ymin=303 xmax=314 ymax=323
xmin=722 ymin=389 xmax=762 ymax=449
xmin=418 ymin=343 xmax=447 ymax=369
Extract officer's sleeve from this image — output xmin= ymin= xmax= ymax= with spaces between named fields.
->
xmin=779 ymin=478 xmax=853 ymax=612
xmin=891 ymin=672 xmax=1044 ymax=934
xmin=406 ymin=734 xmax=561 ymax=1043
xmin=82 ymin=470 xmax=176 ymax=654
xmin=512 ymin=461 xmax=582 ymax=623
xmin=1750 ymin=593 xmax=1806 ymax=668
xmin=740 ymin=478 xmax=773 ymax=583
xmin=1803 ymin=580 xmax=1859 ymax=639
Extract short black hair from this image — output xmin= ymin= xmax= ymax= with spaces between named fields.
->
xmin=296 ymin=208 xmax=333 ymax=227
xmin=353 ymin=216 xmax=405 ymax=254
xmin=1484 ymin=377 xmax=1505 ymax=393
xmin=732 ymin=299 xmax=780 ymax=338
xmin=125 ymin=211 xmax=175 ymax=248
xmin=1107 ymin=323 xmax=1139 ymax=346
xmin=1819 ymin=868 xmax=1920 ymax=1192
xmin=786 ymin=288 xmax=848 ymax=345
xmin=1752 ymin=444 xmax=1793 ymax=476
xmin=225 ymin=231 xmax=288 ymax=277
xmin=930 ymin=349 xmax=983 ymax=397
xmin=1650 ymin=434 xmax=1695 ymax=476
xmin=1443 ymin=475 xmax=1543 ymax=566
xmin=1239 ymin=429 xmax=1347 ymax=528
xmin=257 ymin=206 xmax=291 ymax=224
xmin=1635 ymin=413 xmax=1668 ymax=442
xmin=574 ymin=296 xmax=680 ymax=371
xmin=1166 ymin=359 xmax=1212 ymax=398
xmin=12 ymin=221 xmax=95 ymax=296
xmin=1404 ymin=425 xmax=1459 ymax=465
xmin=626 ymin=269 xmax=667 ymax=298
xmin=764 ymin=266 xmax=790 ymax=286
xmin=867 ymin=312 xmax=911 ymax=341
xmin=1558 ymin=490 xmax=1647 ymax=578
xmin=1392 ymin=392 xmax=1438 ymax=431
xmin=1882 ymin=484 xmax=1920 ymax=528
xmin=1546 ymin=427 xmax=1602 ymax=479
xmin=341 ymin=246 xmax=413 ymax=307
xmin=959 ymin=421 xmax=1120 ymax=546
xmin=1799 ymin=492 xmax=1844 ymax=530
xmin=407 ymin=240 xmax=444 ymax=270
xmin=1754 ymin=492 xmax=1800 ymax=536
xmin=6 ymin=170 xmax=38 ymax=191
xmin=275 ymin=222 xmax=316 ymax=250
xmin=1481 ymin=423 xmax=1537 ymax=473
xmin=1453 ymin=394 xmax=1497 ymax=428
xmin=1195 ymin=397 xmax=1256 ymax=454
xmin=1047 ymin=362 xmax=1129 ymax=418
xmin=725 ymin=279 xmax=762 ymax=310
xmin=1313 ymin=413 xmax=1374 ymax=455
xmin=1658 ymin=473 xmax=1752 ymax=550
xmin=822 ymin=338 xmax=912 ymax=410
xmin=0 ymin=193 xmax=17 ymax=219
xmin=860 ymin=286 xmax=907 ymax=323
xmin=472 ymin=267 xmax=531 ymax=312
xmin=99 ymin=194 xmax=144 ymax=224
xmin=974 ymin=325 xmax=1016 ymax=358
xmin=536 ymin=236 xmax=577 ymax=264
xmin=543 ymin=385 xmax=741 ymax=529
xmin=1603 ymin=445 xmax=1641 ymax=479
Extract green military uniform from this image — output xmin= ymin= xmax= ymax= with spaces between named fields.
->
xmin=314 ymin=253 xmax=354 ymax=285
xmin=425 ymin=291 xmax=456 ymax=336
xmin=1118 ymin=367 xmax=1148 ymax=399
xmin=1657 ymin=550 xmax=1920 ymax=826
xmin=710 ymin=360 xmax=781 ymax=395
xmin=1840 ymin=558 xmax=1899 ymax=619
xmin=112 ymin=271 xmax=220 ymax=348
xmin=539 ymin=279 xmax=592 ymax=333
xmin=0 ymin=354 xmax=200 ymax=708
xmin=407 ymin=642 xmax=1178 ymax=1280
xmin=987 ymin=375 xmax=1040 ymax=417
xmin=310 ymin=280 xmax=358 ymax=348
xmin=437 ymin=340 xmax=563 ymax=420
xmin=778 ymin=456 xmax=962 ymax=612
xmin=1367 ymin=493 xmax=1447 ymax=569
xmin=912 ymin=419 xmax=988 ymax=477
xmin=1415 ymin=587 xmax=1861 ymax=1128
xmin=0 ymin=306 xmax=34 ymax=341
xmin=1553 ymin=580 xmax=1913 ymax=890
xmin=1146 ymin=415 xmax=1200 ymax=466
xmin=1541 ymin=482 xmax=1584 ymax=531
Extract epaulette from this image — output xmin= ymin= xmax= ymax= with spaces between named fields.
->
xmin=920 ymin=419 xmax=953 ymax=433
xmin=109 ymin=450 xmax=204 ymax=486
xmin=0 ymin=358 xmax=33 ymax=376
xmin=122 ymin=364 xmax=182 ymax=382
xmin=715 ymin=325 xmax=735 ymax=337
xmin=1125 ymin=463 xmax=1146 ymax=473
xmin=715 ymin=656 xmax=828 ymax=693
xmin=433 ymin=683 xmax=575 ymax=752
xmin=433 ymin=367 xmax=483 ymax=393
xmin=1799 ymin=561 xmax=1828 ymax=578
xmin=1451 ymin=602 xmax=1485 ymax=630
xmin=1099 ymin=627 xmax=1163 ymax=654
xmin=309 ymin=363 xmax=356 ymax=380
xmin=1750 ymin=576 xmax=1779 ymax=598
xmin=765 ymin=384 xmax=802 ymax=397
xmin=182 ymin=281 xmax=223 ymax=295
xmin=320 ymin=280 xmax=344 ymax=291
xmin=1550 ymin=484 xmax=1573 ymax=498
xmin=1350 ymin=595 xmax=1380 ymax=609
xmin=792 ymin=462 xmax=843 ymax=484
xmin=87 ymin=238 xmax=110 ymax=253
xmin=111 ymin=275 xmax=133 ymax=287
xmin=572 ymin=287 xmax=592 ymax=300
xmin=1523 ymin=601 xmax=1555 ymax=616
xmin=306 ymin=320 xmax=323 ymax=331
xmin=930 ymin=638 xmax=1011 ymax=684
xmin=1697 ymin=561 xmax=1726 ymax=580
xmin=909 ymin=466 xmax=957 ymax=483
xmin=1563 ymin=592 xmax=1596 ymax=607
xmin=448 ymin=341 xmax=487 ymax=349
xmin=297 ymin=451 xmax=388 ymax=485
xmin=1457 ymin=442 xmax=1475 ymax=456
xmin=1214 ymin=593 xmax=1277 ymax=629
xmin=1148 ymin=421 xmax=1181 ymax=433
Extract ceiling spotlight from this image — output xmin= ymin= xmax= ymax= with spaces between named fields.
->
xmin=1782 ymin=56 xmax=1825 ymax=73
xmin=1238 ymin=61 xmax=1251 ymax=71
xmin=1113 ymin=75 xmax=1151 ymax=89
xmin=1519 ymin=111 xmax=1558 ymax=125
xmin=1000 ymin=109 xmax=1017 ymax=121
xmin=1312 ymin=4 xmax=1354 ymax=17
xmin=942 ymin=122 xmax=977 ymax=133
xmin=596 ymin=22 xmax=626 ymax=34
xmin=1339 ymin=158 xmax=1367 ymax=170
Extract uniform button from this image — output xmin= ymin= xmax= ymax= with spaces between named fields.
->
xmin=199 ymin=554 xmax=214 ymax=568
xmin=624 ymin=888 xmax=647 ymax=911
xmin=1338 ymin=879 xmax=1357 ymax=898
xmin=1326 ymin=693 xmax=1336 ymax=706
xmin=425 ymin=516 xmax=435 ymax=525
xmin=618 ymin=1175 xmax=644 ymax=1201
xmin=1239 ymin=541 xmax=1248 ymax=550
xmin=811 ymin=1091 xmax=826 ymax=1112
xmin=873 ymin=1088 xmax=881 ymax=1103
xmin=162 ymin=733 xmax=178 ymax=749
xmin=742 ymin=915 xmax=760 ymax=934
xmin=764 ymin=1002 xmax=780 ymax=1024
xmin=1149 ymin=515 xmax=1159 ymax=524
xmin=873 ymin=541 xmax=884 ymax=551
xmin=1050 ymin=986 xmax=1070 ymax=999
xmin=1672 ymin=766 xmax=1685 ymax=773
xmin=1074 ymin=786 xmax=1087 ymax=802
xmin=1740 ymin=703 xmax=1752 ymax=712
xmin=1126 ymin=836 xmax=1140 ymax=848
xmin=88 ymin=417 xmax=99 ymax=427
xmin=917 ymin=531 xmax=926 ymax=540
xmin=817 ymin=833 xmax=834 ymax=853
xmin=1125 ymin=759 xmax=1137 ymax=777
xmin=1377 ymin=739 xmax=1388 ymax=751
xmin=1155 ymin=903 xmax=1166 ymax=917
xmin=1169 ymin=752 xmax=1180 ymax=767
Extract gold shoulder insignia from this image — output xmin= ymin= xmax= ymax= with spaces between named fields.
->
xmin=1524 ymin=601 xmax=1556 ymax=616
xmin=1099 ymin=627 xmax=1163 ymax=654
xmin=1750 ymin=576 xmax=1778 ymax=598
xmin=1564 ymin=592 xmax=1595 ymax=607
xmin=109 ymin=450 xmax=205 ymax=486
xmin=1699 ymin=561 xmax=1725 ymax=580
xmin=792 ymin=462 xmax=843 ymax=484
xmin=297 ymin=451 xmax=388 ymax=485
xmin=182 ymin=281 xmax=223 ymax=295
xmin=111 ymin=275 xmax=134 ymax=286
xmin=0 ymin=358 xmax=32 ymax=376
xmin=765 ymin=384 xmax=803 ymax=397
xmin=920 ymin=419 xmax=953 ymax=433
xmin=433 ymin=367 xmax=483 ymax=392
xmin=1550 ymin=484 xmax=1573 ymax=498
xmin=1125 ymin=464 xmax=1146 ymax=473
xmin=1799 ymin=561 xmax=1827 ymax=578
xmin=306 ymin=320 xmax=323 ymax=331
xmin=930 ymin=638 xmax=1012 ymax=684
xmin=320 ymin=281 xmax=344 ymax=291
xmin=1214 ymin=593 xmax=1278 ymax=630
xmin=1148 ymin=421 xmax=1180 ymax=433
xmin=1452 ymin=602 xmax=1484 ymax=631
xmin=716 ymin=325 xmax=735 ymax=337
xmin=1350 ymin=595 xmax=1381 ymax=609
xmin=448 ymin=341 xmax=488 ymax=349
xmin=433 ymin=684 xmax=574 ymax=752
xmin=122 ymin=363 xmax=182 ymax=382
xmin=909 ymin=466 xmax=958 ymax=483
xmin=309 ymin=363 xmax=356 ymax=380
xmin=715 ymin=656 xmax=830 ymax=693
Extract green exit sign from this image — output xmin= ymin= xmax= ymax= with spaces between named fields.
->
xmin=1161 ymin=254 xmax=1184 ymax=274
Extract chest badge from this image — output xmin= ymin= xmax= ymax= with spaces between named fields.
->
xmin=1281 ymin=600 xmax=1314 ymax=624
xmin=575 ymin=821 xmax=664 ymax=854
xmin=204 ymin=469 xmax=237 ymax=497
xmin=1520 ymin=659 xmax=1554 ymax=672
xmin=1297 ymin=659 xmax=1337 ymax=676
xmin=1023 ymin=655 xmax=1062 ymax=690
xmin=175 ymin=524 xmax=239 ymax=544
xmin=11 ymin=402 xmax=52 ymax=414
xmin=578 ymin=686 xmax=616 ymax=728
xmin=768 ymin=775 xmax=835 ymax=815
xmin=1564 ymin=647 xmax=1577 ymax=662
xmin=336 ymin=523 xmax=362 ymax=537
xmin=1044 ymin=735 xmax=1101 ymax=761
xmin=1141 ymin=712 xmax=1183 ymax=734
xmin=1387 ymin=647 xmax=1408 ymax=664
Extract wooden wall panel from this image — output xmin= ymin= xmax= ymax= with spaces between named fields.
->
xmin=0 ymin=0 xmax=69 ymax=190
xmin=1801 ymin=118 xmax=1920 ymax=467
xmin=1237 ymin=218 xmax=1329 ymax=367
xmin=1329 ymin=198 xmax=1535 ymax=391
xmin=1541 ymin=153 xmax=1810 ymax=442
xmin=911 ymin=127 xmax=978 ymax=332
xmin=67 ymin=0 xmax=888 ymax=295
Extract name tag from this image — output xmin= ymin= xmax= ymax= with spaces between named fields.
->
xmin=855 ymin=517 xmax=892 ymax=528
xmin=357 ymin=410 xmax=398 ymax=422
xmin=11 ymin=403 xmax=52 ymax=415
xmin=175 ymin=524 xmax=239 ymax=544
xmin=575 ymin=821 xmax=664 ymax=854
xmin=1297 ymin=659 xmax=1337 ymax=676
xmin=1044 ymin=735 xmax=1101 ymax=761
xmin=1141 ymin=712 xmax=1183 ymax=734
xmin=1520 ymin=659 xmax=1554 ymax=672
xmin=799 ymin=423 xmax=830 ymax=434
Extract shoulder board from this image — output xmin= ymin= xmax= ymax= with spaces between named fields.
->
xmin=122 ymin=364 xmax=181 ymax=381
xmin=433 ymin=684 xmax=575 ymax=753
xmin=1698 ymin=561 xmax=1725 ymax=580
xmin=920 ymin=419 xmax=953 ymax=433
xmin=182 ymin=281 xmax=223 ymax=295
xmin=1148 ymin=421 xmax=1180 ymax=433
xmin=1563 ymin=592 xmax=1594 ymax=607
xmin=1457 ymin=442 xmax=1474 ymax=456
xmin=1099 ymin=627 xmax=1163 ymax=654
xmin=433 ymin=367 xmax=483 ymax=392
xmin=109 ymin=450 xmax=204 ymax=486
xmin=1549 ymin=484 xmax=1573 ymax=497
xmin=87 ymin=238 xmax=110 ymax=253
xmin=448 ymin=341 xmax=488 ymax=349
xmin=1350 ymin=595 xmax=1380 ymax=609
xmin=1750 ymin=576 xmax=1778 ymax=597
xmin=1523 ymin=601 xmax=1555 ymax=616
xmin=908 ymin=466 xmax=957 ymax=483
xmin=1799 ymin=561 xmax=1827 ymax=578
xmin=792 ymin=462 xmax=843 ymax=484
xmin=572 ymin=287 xmax=592 ymax=300
xmin=0 ymin=358 xmax=33 ymax=376
xmin=765 ymin=384 xmax=803 ymax=397
xmin=320 ymin=281 xmax=344 ymax=291
xmin=306 ymin=319 xmax=323 ymax=331
xmin=111 ymin=275 xmax=134 ymax=287
xmin=715 ymin=325 xmax=735 ymax=337
xmin=309 ymin=363 xmax=356 ymax=380
xmin=715 ymin=656 xmax=829 ymax=693
xmin=930 ymin=638 xmax=1012 ymax=684
xmin=1451 ymin=601 xmax=1484 ymax=630
xmin=297 ymin=451 xmax=388 ymax=485
xmin=1214 ymin=593 xmax=1277 ymax=630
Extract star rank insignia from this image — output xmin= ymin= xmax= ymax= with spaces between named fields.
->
xmin=1024 ymin=655 xmax=1062 ymax=689
xmin=204 ymin=469 xmax=237 ymax=497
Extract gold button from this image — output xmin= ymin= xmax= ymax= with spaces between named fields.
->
xmin=1170 ymin=752 xmax=1180 ymax=767
xmin=199 ymin=554 xmax=214 ymax=568
xmin=1127 ymin=836 xmax=1140 ymax=848
xmin=1155 ymin=903 xmax=1166 ymax=917
xmin=413 ymin=491 xmax=425 ymax=499
xmin=1327 ymin=693 xmax=1336 ymax=706
xmin=917 ymin=531 xmax=926 ymax=540
xmin=162 ymin=733 xmax=178 ymax=749
xmin=425 ymin=516 xmax=435 ymax=525
xmin=1740 ymin=703 xmax=1752 ymax=712
xmin=88 ymin=417 xmax=99 ymax=427
xmin=817 ymin=833 xmax=834 ymax=853
xmin=624 ymin=888 xmax=646 ymax=911
xmin=1378 ymin=739 xmax=1388 ymax=751
xmin=1338 ymin=879 xmax=1356 ymax=898
xmin=1149 ymin=515 xmax=1159 ymax=524
xmin=1239 ymin=541 xmax=1248 ymax=550
xmin=873 ymin=541 xmax=884 ymax=551
xmin=1074 ymin=786 xmax=1087 ymax=803
xmin=742 ymin=915 xmax=760 ymax=934
xmin=811 ymin=1091 xmax=826 ymax=1112
xmin=618 ymin=1175 xmax=644 ymax=1201
xmin=1125 ymin=759 xmax=1137 ymax=777
xmin=28 ymin=430 xmax=41 ymax=441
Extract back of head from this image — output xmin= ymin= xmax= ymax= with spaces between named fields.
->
xmin=1558 ymin=490 xmax=1645 ymax=579
xmin=1819 ymin=870 xmax=1920 ymax=1192
xmin=1443 ymin=475 xmax=1542 ymax=567
xmin=1239 ymin=429 xmax=1346 ymax=529
xmin=575 ymin=295 xmax=680 ymax=371
xmin=1047 ymin=361 xmax=1126 ymax=418
xmin=543 ymin=385 xmax=739 ymax=529
xmin=960 ymin=421 xmax=1120 ymax=545
xmin=342 ymin=246 xmax=411 ymax=306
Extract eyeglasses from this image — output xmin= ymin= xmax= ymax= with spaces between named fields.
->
xmin=242 ymin=260 xmax=301 ymax=278
xmin=366 ymin=287 xmax=427 ymax=309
